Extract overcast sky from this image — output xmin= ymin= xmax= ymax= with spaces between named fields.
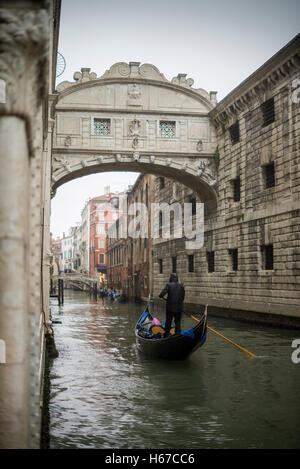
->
xmin=50 ymin=0 xmax=300 ymax=238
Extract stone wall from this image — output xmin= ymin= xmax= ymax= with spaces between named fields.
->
xmin=153 ymin=35 xmax=300 ymax=324
xmin=0 ymin=0 xmax=60 ymax=448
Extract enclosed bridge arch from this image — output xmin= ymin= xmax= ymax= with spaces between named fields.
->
xmin=51 ymin=61 xmax=218 ymax=203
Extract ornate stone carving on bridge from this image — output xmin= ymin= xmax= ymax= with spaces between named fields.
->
xmin=194 ymin=158 xmax=217 ymax=185
xmin=101 ymin=61 xmax=169 ymax=82
xmin=64 ymin=136 xmax=71 ymax=147
xmin=196 ymin=139 xmax=203 ymax=152
xmin=53 ymin=156 xmax=72 ymax=174
xmin=129 ymin=118 xmax=142 ymax=148
xmin=73 ymin=68 xmax=97 ymax=83
xmin=127 ymin=84 xmax=142 ymax=107
xmin=56 ymin=67 xmax=97 ymax=92
xmin=171 ymin=73 xmax=194 ymax=88
xmin=55 ymin=61 xmax=218 ymax=105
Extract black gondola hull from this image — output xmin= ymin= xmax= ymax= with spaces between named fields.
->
xmin=135 ymin=309 xmax=207 ymax=360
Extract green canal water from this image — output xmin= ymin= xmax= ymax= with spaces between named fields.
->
xmin=48 ymin=290 xmax=300 ymax=449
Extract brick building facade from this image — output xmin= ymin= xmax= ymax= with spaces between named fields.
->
xmin=79 ymin=188 xmax=125 ymax=279
xmin=107 ymin=174 xmax=155 ymax=299
xmin=88 ymin=191 xmax=121 ymax=277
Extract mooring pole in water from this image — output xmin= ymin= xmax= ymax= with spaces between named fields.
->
xmin=61 ymin=279 xmax=64 ymax=305
xmin=57 ymin=279 xmax=64 ymax=306
xmin=57 ymin=279 xmax=60 ymax=306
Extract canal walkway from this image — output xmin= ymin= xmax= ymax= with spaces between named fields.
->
xmin=47 ymin=290 xmax=300 ymax=449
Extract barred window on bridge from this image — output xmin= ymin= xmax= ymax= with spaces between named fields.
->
xmin=159 ymin=121 xmax=175 ymax=138
xmin=94 ymin=118 xmax=111 ymax=136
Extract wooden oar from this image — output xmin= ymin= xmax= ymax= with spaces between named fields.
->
xmin=186 ymin=310 xmax=256 ymax=358
xmin=159 ymin=297 xmax=255 ymax=358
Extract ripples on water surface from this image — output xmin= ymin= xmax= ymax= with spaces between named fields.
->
xmin=49 ymin=290 xmax=300 ymax=449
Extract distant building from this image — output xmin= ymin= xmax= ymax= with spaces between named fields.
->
xmin=72 ymin=224 xmax=82 ymax=271
xmin=50 ymin=235 xmax=62 ymax=274
xmin=61 ymin=231 xmax=74 ymax=272
xmin=107 ymin=174 xmax=155 ymax=299
xmin=80 ymin=201 xmax=90 ymax=274
xmin=78 ymin=186 xmax=128 ymax=280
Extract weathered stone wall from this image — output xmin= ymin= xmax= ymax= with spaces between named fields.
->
xmin=0 ymin=0 xmax=60 ymax=448
xmin=153 ymin=35 xmax=300 ymax=323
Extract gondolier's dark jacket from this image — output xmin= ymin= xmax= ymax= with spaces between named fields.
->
xmin=159 ymin=274 xmax=185 ymax=313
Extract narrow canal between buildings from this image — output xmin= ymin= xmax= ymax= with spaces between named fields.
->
xmin=48 ymin=290 xmax=300 ymax=449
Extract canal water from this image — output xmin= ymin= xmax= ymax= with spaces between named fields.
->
xmin=48 ymin=290 xmax=300 ymax=449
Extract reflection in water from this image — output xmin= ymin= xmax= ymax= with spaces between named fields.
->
xmin=49 ymin=290 xmax=300 ymax=449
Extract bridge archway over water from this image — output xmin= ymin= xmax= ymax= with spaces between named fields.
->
xmin=51 ymin=62 xmax=218 ymax=203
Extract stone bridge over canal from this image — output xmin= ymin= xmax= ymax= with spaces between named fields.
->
xmin=50 ymin=61 xmax=219 ymax=204
xmin=51 ymin=273 xmax=100 ymax=293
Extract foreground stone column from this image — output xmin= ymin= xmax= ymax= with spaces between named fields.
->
xmin=0 ymin=3 xmax=54 ymax=448
xmin=0 ymin=117 xmax=30 ymax=448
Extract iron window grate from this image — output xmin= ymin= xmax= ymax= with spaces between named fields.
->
xmin=172 ymin=256 xmax=177 ymax=273
xmin=261 ymin=244 xmax=273 ymax=270
xmin=264 ymin=162 xmax=275 ymax=188
xmin=232 ymin=177 xmax=241 ymax=202
xmin=159 ymin=121 xmax=176 ymax=138
xmin=159 ymin=177 xmax=165 ymax=189
xmin=94 ymin=118 xmax=111 ymax=136
xmin=228 ymin=248 xmax=238 ymax=271
xmin=188 ymin=254 xmax=194 ymax=273
xmin=159 ymin=212 xmax=163 ymax=237
xmin=229 ymin=121 xmax=240 ymax=144
xmin=207 ymin=251 xmax=215 ymax=273
xmin=188 ymin=196 xmax=197 ymax=215
xmin=261 ymin=98 xmax=275 ymax=127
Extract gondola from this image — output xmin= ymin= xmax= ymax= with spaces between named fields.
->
xmin=135 ymin=307 xmax=207 ymax=360
xmin=113 ymin=293 xmax=127 ymax=303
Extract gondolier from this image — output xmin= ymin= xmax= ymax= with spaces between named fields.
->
xmin=159 ymin=273 xmax=185 ymax=337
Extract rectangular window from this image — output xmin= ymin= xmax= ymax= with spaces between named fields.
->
xmin=159 ymin=121 xmax=175 ymax=138
xmin=188 ymin=254 xmax=194 ymax=273
xmin=263 ymin=162 xmax=275 ymax=188
xmin=98 ymin=238 xmax=105 ymax=249
xmin=172 ymin=256 xmax=177 ymax=273
xmin=145 ymin=183 xmax=148 ymax=207
xmin=189 ymin=196 xmax=197 ymax=215
xmin=261 ymin=244 xmax=274 ymax=270
xmin=159 ymin=211 xmax=163 ymax=237
xmin=99 ymin=253 xmax=105 ymax=264
xmin=158 ymin=258 xmax=163 ymax=274
xmin=97 ymin=224 xmax=105 ymax=235
xmin=232 ymin=177 xmax=241 ymax=202
xmin=159 ymin=177 xmax=165 ymax=189
xmin=207 ymin=251 xmax=215 ymax=273
xmin=261 ymin=98 xmax=275 ymax=127
xmin=228 ymin=248 xmax=238 ymax=271
xmin=229 ymin=121 xmax=240 ymax=144
xmin=94 ymin=118 xmax=111 ymax=136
